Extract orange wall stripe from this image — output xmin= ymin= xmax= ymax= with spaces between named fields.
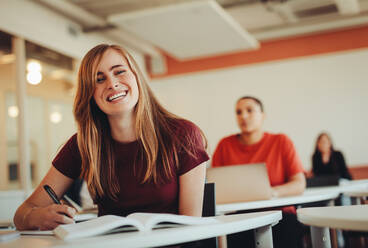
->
xmin=149 ymin=25 xmax=368 ymax=79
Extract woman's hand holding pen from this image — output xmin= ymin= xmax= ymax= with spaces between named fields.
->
xmin=26 ymin=204 xmax=76 ymax=230
xmin=21 ymin=184 xmax=76 ymax=230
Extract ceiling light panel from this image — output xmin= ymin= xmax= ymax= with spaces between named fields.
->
xmin=109 ymin=0 xmax=259 ymax=60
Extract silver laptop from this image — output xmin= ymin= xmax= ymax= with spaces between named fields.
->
xmin=206 ymin=163 xmax=272 ymax=204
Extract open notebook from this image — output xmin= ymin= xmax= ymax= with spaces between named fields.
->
xmin=206 ymin=163 xmax=272 ymax=204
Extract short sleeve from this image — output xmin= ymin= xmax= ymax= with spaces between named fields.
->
xmin=177 ymin=121 xmax=209 ymax=176
xmin=211 ymin=138 xmax=226 ymax=167
xmin=280 ymin=134 xmax=305 ymax=178
xmin=52 ymin=134 xmax=82 ymax=179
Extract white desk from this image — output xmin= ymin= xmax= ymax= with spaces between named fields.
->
xmin=344 ymin=188 xmax=368 ymax=204
xmin=297 ymin=205 xmax=368 ymax=248
xmin=216 ymin=179 xmax=368 ymax=214
xmin=344 ymin=190 xmax=368 ymax=198
xmin=217 ymin=190 xmax=339 ymax=214
xmin=0 ymin=211 xmax=282 ymax=248
xmin=311 ymin=179 xmax=368 ymax=194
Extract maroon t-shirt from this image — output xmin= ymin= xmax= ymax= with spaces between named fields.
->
xmin=52 ymin=119 xmax=209 ymax=216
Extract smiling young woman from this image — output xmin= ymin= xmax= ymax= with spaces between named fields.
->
xmin=14 ymin=44 xmax=209 ymax=231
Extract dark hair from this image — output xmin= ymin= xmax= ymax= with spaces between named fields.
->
xmin=237 ymin=96 xmax=264 ymax=112
xmin=312 ymin=132 xmax=335 ymax=164
xmin=313 ymin=132 xmax=334 ymax=155
xmin=312 ymin=132 xmax=340 ymax=174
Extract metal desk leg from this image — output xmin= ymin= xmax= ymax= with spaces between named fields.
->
xmin=310 ymin=226 xmax=331 ymax=248
xmin=254 ymin=225 xmax=273 ymax=248
xmin=351 ymin=197 xmax=361 ymax=205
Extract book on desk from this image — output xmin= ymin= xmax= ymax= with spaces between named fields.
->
xmin=54 ymin=212 xmax=219 ymax=240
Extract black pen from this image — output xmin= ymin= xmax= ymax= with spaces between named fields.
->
xmin=43 ymin=185 xmax=76 ymax=221
xmin=43 ymin=184 xmax=61 ymax=204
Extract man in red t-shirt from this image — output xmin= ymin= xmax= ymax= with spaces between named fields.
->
xmin=212 ymin=96 xmax=306 ymax=248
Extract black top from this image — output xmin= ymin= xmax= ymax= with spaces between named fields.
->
xmin=312 ymin=151 xmax=352 ymax=180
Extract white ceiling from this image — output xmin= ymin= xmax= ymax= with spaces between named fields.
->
xmin=31 ymin=0 xmax=368 ymax=60
xmin=109 ymin=1 xmax=259 ymax=59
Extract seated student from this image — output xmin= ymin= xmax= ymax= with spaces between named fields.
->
xmin=212 ymin=96 xmax=306 ymax=248
xmin=14 ymin=44 xmax=209 ymax=231
xmin=312 ymin=132 xmax=352 ymax=180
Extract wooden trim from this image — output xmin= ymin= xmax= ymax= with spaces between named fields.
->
xmin=349 ymin=165 xmax=368 ymax=180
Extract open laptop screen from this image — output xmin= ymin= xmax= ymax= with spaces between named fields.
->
xmin=206 ymin=163 xmax=272 ymax=204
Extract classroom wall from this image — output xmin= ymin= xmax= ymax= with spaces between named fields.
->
xmin=149 ymin=48 xmax=368 ymax=170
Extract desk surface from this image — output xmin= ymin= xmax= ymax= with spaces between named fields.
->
xmin=216 ymin=179 xmax=368 ymax=214
xmin=343 ymin=189 xmax=368 ymax=197
xmin=297 ymin=205 xmax=368 ymax=231
xmin=1 ymin=211 xmax=281 ymax=248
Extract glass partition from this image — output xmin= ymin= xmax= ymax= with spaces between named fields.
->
xmin=0 ymin=31 xmax=76 ymax=190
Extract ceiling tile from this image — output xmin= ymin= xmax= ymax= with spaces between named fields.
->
xmin=109 ymin=0 xmax=259 ymax=60
xmin=226 ymin=3 xmax=285 ymax=30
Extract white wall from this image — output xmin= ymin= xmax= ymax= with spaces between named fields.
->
xmin=150 ymin=48 xmax=368 ymax=170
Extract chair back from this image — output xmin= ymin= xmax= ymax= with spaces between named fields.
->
xmin=202 ymin=182 xmax=216 ymax=217
xmin=201 ymin=182 xmax=218 ymax=248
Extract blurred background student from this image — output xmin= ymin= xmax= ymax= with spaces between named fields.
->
xmin=212 ymin=96 xmax=306 ymax=248
xmin=312 ymin=132 xmax=354 ymax=248
xmin=312 ymin=132 xmax=352 ymax=180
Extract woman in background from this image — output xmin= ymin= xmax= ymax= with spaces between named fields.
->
xmin=312 ymin=132 xmax=352 ymax=180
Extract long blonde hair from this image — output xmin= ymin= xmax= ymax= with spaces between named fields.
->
xmin=74 ymin=44 xmax=206 ymax=201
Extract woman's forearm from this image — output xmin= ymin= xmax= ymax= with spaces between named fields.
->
xmin=14 ymin=202 xmax=38 ymax=230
